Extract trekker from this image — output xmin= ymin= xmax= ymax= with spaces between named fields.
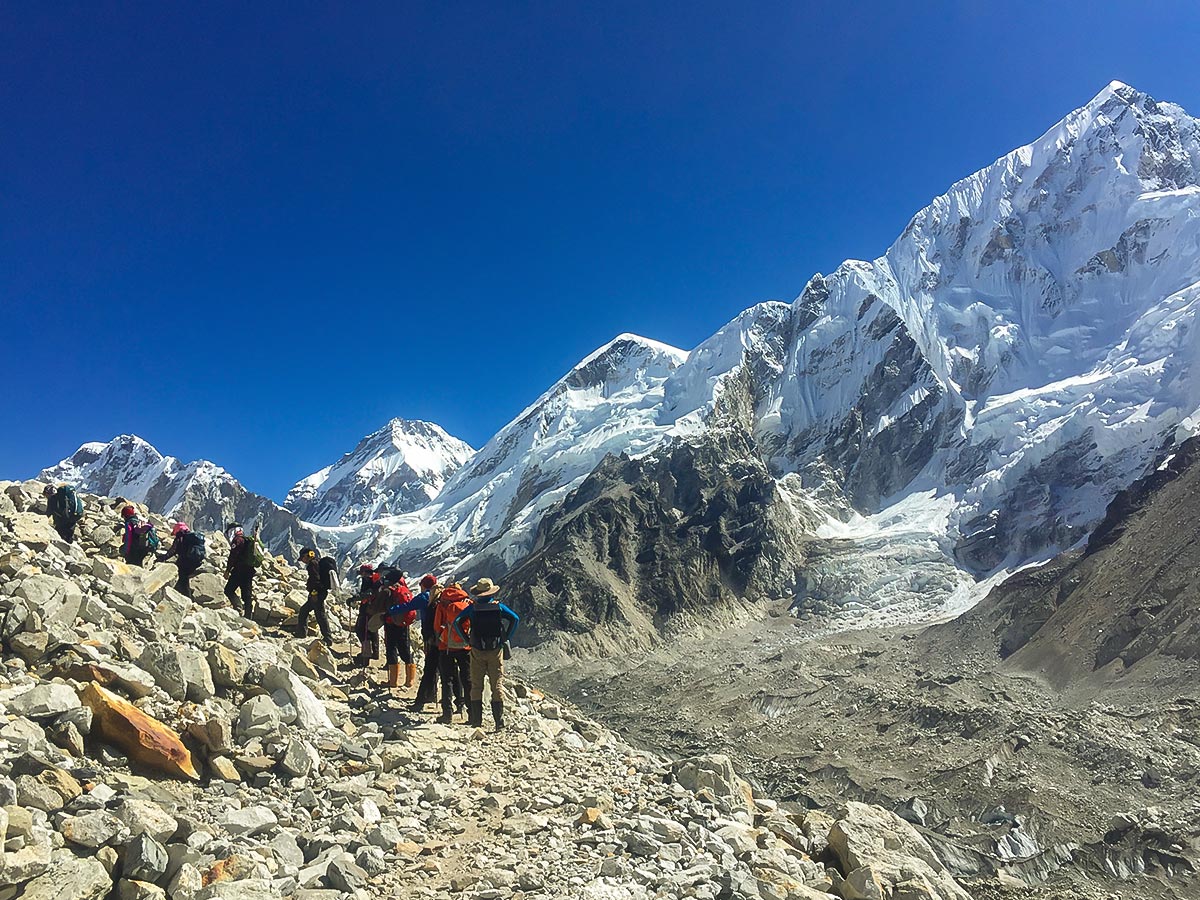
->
xmin=224 ymin=526 xmax=258 ymax=618
xmin=352 ymin=564 xmax=383 ymax=664
xmin=162 ymin=522 xmax=205 ymax=597
xmin=389 ymin=574 xmax=442 ymax=711
xmin=432 ymin=580 xmax=472 ymax=724
xmin=453 ymin=578 xmax=519 ymax=731
xmin=118 ymin=505 xmax=159 ymax=567
xmin=297 ymin=547 xmax=338 ymax=645
xmin=43 ymin=483 xmax=83 ymax=543
xmin=382 ymin=573 xmax=417 ymax=690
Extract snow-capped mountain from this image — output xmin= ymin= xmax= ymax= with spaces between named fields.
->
xmin=342 ymin=334 xmax=688 ymax=570
xmin=41 ymin=435 xmax=331 ymax=556
xmin=365 ymin=81 xmax=1200 ymax=628
xmin=284 ymin=419 xmax=474 ymax=527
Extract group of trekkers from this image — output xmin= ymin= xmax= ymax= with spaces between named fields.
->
xmin=42 ymin=483 xmax=521 ymax=731
xmin=347 ymin=564 xmax=520 ymax=730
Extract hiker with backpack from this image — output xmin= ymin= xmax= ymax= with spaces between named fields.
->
xmin=389 ymin=574 xmax=443 ymax=712
xmin=118 ymin=504 xmax=159 ymax=567
xmin=297 ymin=547 xmax=338 ymax=645
xmin=162 ymin=522 xmax=206 ymax=597
xmin=381 ymin=572 xmax=417 ymax=691
xmin=225 ymin=525 xmax=260 ymax=618
xmin=352 ymin=564 xmax=384 ymax=664
xmin=432 ymin=579 xmax=472 ymax=724
xmin=452 ymin=577 xmax=519 ymax=731
xmin=43 ymin=483 xmax=83 ymax=544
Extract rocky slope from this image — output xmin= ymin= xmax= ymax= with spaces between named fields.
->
xmin=284 ymin=419 xmax=474 ymax=527
xmin=41 ymin=436 xmax=333 ymax=559
xmin=0 ymin=478 xmax=991 ymax=900
xmin=527 ymin=429 xmax=1200 ymax=899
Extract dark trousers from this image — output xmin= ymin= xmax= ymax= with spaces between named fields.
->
xmin=384 ymin=622 xmax=411 ymax=665
xmin=415 ymin=639 xmax=441 ymax=705
xmin=177 ymin=562 xmax=200 ymax=597
xmin=353 ymin=606 xmax=379 ymax=658
xmin=438 ymin=649 xmax=470 ymax=716
xmin=52 ymin=517 xmax=77 ymax=544
xmin=298 ymin=589 xmax=332 ymax=643
xmin=225 ymin=569 xmax=254 ymax=617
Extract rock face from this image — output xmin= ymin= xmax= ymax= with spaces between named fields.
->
xmin=284 ymin=418 xmax=474 ymax=526
xmin=938 ymin=433 xmax=1200 ymax=683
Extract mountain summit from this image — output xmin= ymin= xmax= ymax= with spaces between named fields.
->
xmin=284 ymin=419 xmax=474 ymax=527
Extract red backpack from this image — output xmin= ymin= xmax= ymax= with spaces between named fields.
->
xmin=387 ymin=580 xmax=417 ymax=626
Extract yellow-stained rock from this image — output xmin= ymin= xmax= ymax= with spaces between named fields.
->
xmin=80 ymin=683 xmax=199 ymax=781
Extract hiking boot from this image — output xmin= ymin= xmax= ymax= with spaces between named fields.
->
xmin=491 ymin=700 xmax=504 ymax=731
xmin=387 ymin=664 xmax=402 ymax=688
xmin=467 ymin=701 xmax=484 ymax=727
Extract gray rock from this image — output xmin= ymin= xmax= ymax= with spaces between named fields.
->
xmin=323 ymin=853 xmax=368 ymax=892
xmin=115 ymin=799 xmax=178 ymax=843
xmin=18 ymin=850 xmax=110 ymax=900
xmin=138 ymin=644 xmax=214 ymax=702
xmin=117 ymin=880 xmax=167 ymax=900
xmin=14 ymin=575 xmax=82 ymax=638
xmin=238 ymin=695 xmax=283 ymax=737
xmin=6 ymin=683 xmax=81 ymax=720
xmin=223 ymin=805 xmax=278 ymax=837
xmin=125 ymin=832 xmax=170 ymax=882
xmin=61 ymin=810 xmax=125 ymax=848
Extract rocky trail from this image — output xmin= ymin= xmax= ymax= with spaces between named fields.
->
xmin=1 ymin=480 xmax=989 ymax=900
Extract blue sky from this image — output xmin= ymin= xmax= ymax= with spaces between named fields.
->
xmin=4 ymin=1 xmax=1200 ymax=499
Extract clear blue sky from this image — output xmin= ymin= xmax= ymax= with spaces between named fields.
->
xmin=4 ymin=1 xmax=1200 ymax=499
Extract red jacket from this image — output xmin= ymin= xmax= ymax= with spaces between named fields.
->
xmin=433 ymin=586 xmax=471 ymax=651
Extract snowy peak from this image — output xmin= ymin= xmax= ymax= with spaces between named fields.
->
xmin=284 ymin=418 xmax=474 ymax=527
xmin=42 ymin=434 xmax=174 ymax=502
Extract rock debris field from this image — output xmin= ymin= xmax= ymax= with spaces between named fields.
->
xmin=0 ymin=481 xmax=982 ymax=900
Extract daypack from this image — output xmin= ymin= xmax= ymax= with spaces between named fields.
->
xmin=247 ymin=535 xmax=265 ymax=568
xmin=386 ymin=581 xmax=416 ymax=626
xmin=470 ymin=603 xmax=509 ymax=651
xmin=318 ymin=556 xmax=337 ymax=588
xmin=56 ymin=486 xmax=83 ymax=521
xmin=179 ymin=531 xmax=206 ymax=566
xmin=132 ymin=521 xmax=159 ymax=554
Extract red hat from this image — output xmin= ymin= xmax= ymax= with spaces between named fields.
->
xmin=121 ymin=505 xmax=136 ymax=519
xmin=419 ymin=574 xmax=437 ymax=590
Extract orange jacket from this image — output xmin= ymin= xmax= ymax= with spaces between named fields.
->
xmin=433 ymin=585 xmax=471 ymax=651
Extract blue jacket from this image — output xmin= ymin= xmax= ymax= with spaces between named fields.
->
xmin=389 ymin=590 xmax=436 ymax=638
xmin=452 ymin=599 xmax=519 ymax=650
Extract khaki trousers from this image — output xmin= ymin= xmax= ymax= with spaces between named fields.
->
xmin=470 ymin=648 xmax=504 ymax=702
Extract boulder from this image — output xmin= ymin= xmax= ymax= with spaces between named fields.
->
xmin=55 ymin=660 xmax=158 ymax=699
xmin=81 ymin=682 xmax=200 ymax=781
xmin=138 ymin=645 xmax=215 ymax=702
xmin=262 ymin=666 xmax=332 ymax=730
xmin=4 ymin=682 xmax=81 ymax=719
xmin=194 ymin=880 xmax=280 ymax=900
xmin=14 ymin=574 xmax=82 ymax=638
xmin=118 ymin=881 xmax=168 ymax=900
xmin=237 ymin=695 xmax=283 ymax=738
xmin=61 ymin=810 xmax=125 ymax=848
xmin=17 ymin=850 xmax=110 ymax=900
xmin=114 ymin=798 xmax=178 ymax=842
xmin=108 ymin=564 xmax=176 ymax=602
xmin=124 ymin=832 xmax=170 ymax=882
xmin=672 ymin=754 xmax=754 ymax=812
xmin=828 ymin=802 xmax=972 ymax=900
xmin=207 ymin=644 xmax=248 ymax=688
xmin=222 ymin=805 xmax=278 ymax=837
xmin=6 ymin=513 xmax=64 ymax=551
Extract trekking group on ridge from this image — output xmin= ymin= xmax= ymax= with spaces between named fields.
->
xmin=41 ymin=482 xmax=523 ymax=732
